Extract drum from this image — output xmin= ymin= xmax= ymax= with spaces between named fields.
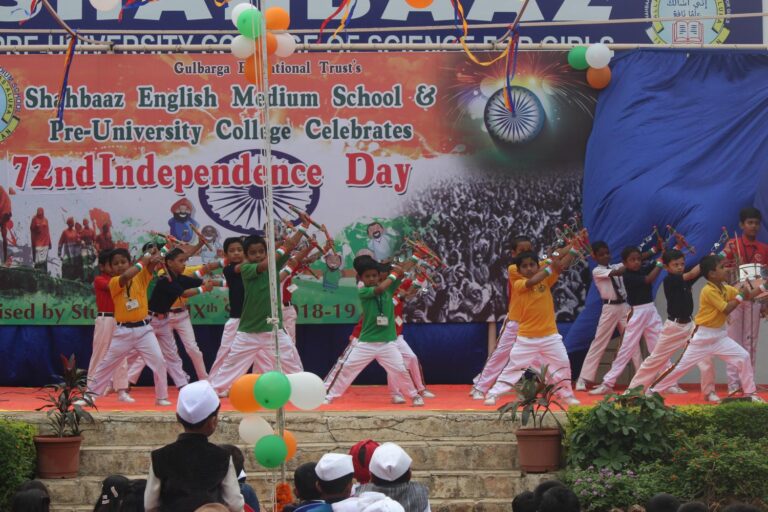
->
xmin=738 ymin=263 xmax=763 ymax=284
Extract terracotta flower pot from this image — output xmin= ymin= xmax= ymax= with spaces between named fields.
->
xmin=34 ymin=435 xmax=83 ymax=478
xmin=515 ymin=428 xmax=561 ymax=473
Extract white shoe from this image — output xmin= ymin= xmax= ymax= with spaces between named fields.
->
xmin=483 ymin=395 xmax=497 ymax=406
xmin=391 ymin=395 xmax=406 ymax=404
xmin=564 ymin=397 xmax=581 ymax=406
xmin=748 ymin=395 xmax=765 ymax=403
xmin=155 ymin=399 xmax=172 ymax=406
xmin=705 ymin=392 xmax=721 ymax=403
xmin=411 ymin=396 xmax=425 ymax=407
xmin=323 ymin=397 xmax=333 ymax=405
xmin=217 ymin=391 xmax=229 ymax=398
xmin=470 ymin=388 xmax=485 ymax=400
xmin=589 ymin=384 xmax=613 ymax=395
xmin=74 ymin=397 xmax=93 ymax=406
xmin=667 ymin=385 xmax=688 ymax=394
xmin=421 ymin=390 xmax=436 ymax=399
xmin=117 ymin=391 xmax=135 ymax=403
xmin=575 ymin=378 xmax=587 ymax=392
xmin=728 ymin=386 xmax=741 ymax=395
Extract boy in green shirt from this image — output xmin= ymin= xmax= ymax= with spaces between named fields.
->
xmin=325 ymin=256 xmax=423 ymax=406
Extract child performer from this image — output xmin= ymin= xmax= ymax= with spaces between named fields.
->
xmin=483 ymin=249 xmax=580 ymax=406
xmin=723 ymin=207 xmax=768 ymax=393
xmin=650 ymin=255 xmax=764 ymax=402
xmin=208 ymin=237 xmax=245 ymax=380
xmin=87 ymin=249 xmax=170 ymax=405
xmin=576 ymin=241 xmax=641 ymax=391
xmin=88 ymin=250 xmax=131 ymax=402
xmin=628 ymin=250 xmax=716 ymax=399
xmin=590 ymin=247 xmax=663 ymax=395
xmin=324 ymin=256 xmax=423 ymax=406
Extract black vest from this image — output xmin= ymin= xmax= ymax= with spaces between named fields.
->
xmin=151 ymin=433 xmax=231 ymax=512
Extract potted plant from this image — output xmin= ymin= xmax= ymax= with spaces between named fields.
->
xmin=34 ymin=354 xmax=96 ymax=478
xmin=497 ymin=365 xmax=567 ymax=473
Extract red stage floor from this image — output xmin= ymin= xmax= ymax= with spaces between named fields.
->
xmin=1 ymin=384 xmax=763 ymax=413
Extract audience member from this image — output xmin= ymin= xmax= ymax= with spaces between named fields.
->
xmin=350 ymin=439 xmax=380 ymax=485
xmin=678 ymin=503 xmax=708 ymax=512
xmin=16 ymin=480 xmax=50 ymax=496
xmin=646 ymin=493 xmax=680 ymax=512
xmin=121 ymin=479 xmax=147 ymax=512
xmin=284 ymin=462 xmax=325 ymax=512
xmin=93 ymin=475 xmax=131 ymax=511
xmin=532 ymin=480 xmax=565 ymax=509
xmin=356 ymin=443 xmax=429 ymax=512
xmin=220 ymin=444 xmax=260 ymax=512
xmin=11 ymin=489 xmax=50 ymax=512
xmin=537 ymin=486 xmax=580 ymax=512
xmin=511 ymin=491 xmax=536 ymax=512
xmin=315 ymin=453 xmax=355 ymax=506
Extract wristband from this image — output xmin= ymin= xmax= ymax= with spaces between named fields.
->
xmin=735 ymin=293 xmax=745 ymax=303
xmin=194 ymin=269 xmax=207 ymax=279
xmin=134 ymin=262 xmax=144 ymax=271
xmin=281 ymin=265 xmax=295 ymax=275
xmin=197 ymin=286 xmax=204 ymax=296
xmin=716 ymin=251 xmax=726 ymax=259
xmin=655 ymin=261 xmax=664 ymax=268
xmin=297 ymin=226 xmax=309 ymax=236
xmin=218 ymin=258 xmax=226 ymax=268
xmin=568 ymin=248 xmax=578 ymax=256
xmin=543 ymin=266 xmax=552 ymax=276
xmin=276 ymin=247 xmax=286 ymax=257
xmin=386 ymin=273 xmax=398 ymax=282
xmin=544 ymin=258 xmax=553 ymax=265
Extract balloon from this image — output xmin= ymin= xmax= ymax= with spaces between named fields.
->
xmin=567 ymin=46 xmax=589 ymax=70
xmin=254 ymin=371 xmax=291 ymax=409
xmin=586 ymin=66 xmax=611 ymax=90
xmin=254 ymin=435 xmax=288 ymax=468
xmin=243 ymin=54 xmax=271 ymax=85
xmin=265 ymin=6 xmax=290 ymax=31
xmin=237 ymin=8 xmax=263 ymax=40
xmin=229 ymin=374 xmax=262 ymax=412
xmin=287 ymin=372 xmax=326 ymax=410
xmin=405 ymin=0 xmax=434 ymax=7
xmin=585 ymin=43 xmax=613 ymax=69
xmin=231 ymin=35 xmax=256 ymax=59
xmin=231 ymin=3 xmax=256 ymax=27
xmin=89 ymin=0 xmax=120 ymax=11
xmin=274 ymin=33 xmax=297 ymax=58
xmin=238 ymin=415 xmax=273 ymax=444
xmin=266 ymin=32 xmax=278 ymax=55
xmin=282 ymin=430 xmax=298 ymax=460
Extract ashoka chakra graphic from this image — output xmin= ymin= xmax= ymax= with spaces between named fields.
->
xmin=484 ymin=86 xmax=545 ymax=144
xmin=198 ymin=149 xmax=320 ymax=235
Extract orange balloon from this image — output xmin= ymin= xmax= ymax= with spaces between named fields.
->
xmin=266 ymin=32 xmax=277 ymax=55
xmin=587 ymin=66 xmax=611 ymax=90
xmin=282 ymin=430 xmax=298 ymax=460
xmin=405 ymin=0 xmax=434 ymax=7
xmin=229 ymin=374 xmax=262 ymax=412
xmin=243 ymin=54 xmax=271 ymax=85
xmin=265 ymin=6 xmax=290 ymax=31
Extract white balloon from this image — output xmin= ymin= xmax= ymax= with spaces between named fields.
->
xmin=231 ymin=35 xmax=256 ymax=59
xmin=287 ymin=372 xmax=326 ymax=410
xmin=231 ymin=3 xmax=257 ymax=27
xmin=585 ymin=43 xmax=613 ymax=69
xmin=274 ymin=33 xmax=298 ymax=58
xmin=89 ymin=0 xmax=120 ymax=12
xmin=238 ymin=415 xmax=273 ymax=444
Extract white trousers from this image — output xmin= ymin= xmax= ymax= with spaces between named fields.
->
xmin=387 ymin=335 xmax=426 ymax=396
xmin=628 ymin=320 xmax=715 ymax=394
xmin=487 ymin=333 xmax=575 ymax=400
xmin=601 ymin=304 xmax=662 ymax=387
xmin=473 ymin=321 xmax=519 ymax=393
xmin=209 ymin=318 xmax=241 ymax=379
xmin=209 ymin=329 xmax=303 ymax=394
xmin=88 ymin=316 xmax=129 ymax=391
xmin=579 ymin=304 xmax=641 ymax=383
xmin=127 ymin=317 xmax=190 ymax=388
xmin=282 ymin=305 xmax=297 ymax=341
xmin=89 ymin=323 xmax=168 ymax=399
xmin=726 ymin=301 xmax=761 ymax=391
xmin=652 ymin=326 xmax=756 ymax=395
xmin=324 ymin=338 xmax=359 ymax=390
xmin=325 ymin=341 xmax=418 ymax=400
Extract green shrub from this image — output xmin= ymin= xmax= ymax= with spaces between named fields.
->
xmin=0 ymin=419 xmax=37 ymax=509
xmin=676 ymin=402 xmax=768 ymax=441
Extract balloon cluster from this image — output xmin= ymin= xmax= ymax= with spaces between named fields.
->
xmin=230 ymin=4 xmax=297 ymax=85
xmin=231 ymin=371 xmax=326 ymax=468
xmin=568 ymin=43 xmax=614 ymax=90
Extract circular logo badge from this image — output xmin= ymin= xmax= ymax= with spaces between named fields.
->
xmin=645 ymin=0 xmax=731 ymax=44
xmin=483 ymin=86 xmax=545 ymax=145
xmin=0 ymin=67 xmax=21 ymax=143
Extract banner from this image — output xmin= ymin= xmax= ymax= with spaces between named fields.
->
xmin=0 ymin=0 xmax=763 ymax=46
xmin=0 ymin=51 xmax=595 ymax=325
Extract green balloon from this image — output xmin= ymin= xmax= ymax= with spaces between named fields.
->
xmin=253 ymin=371 xmax=291 ymax=409
xmin=254 ymin=435 xmax=288 ymax=468
xmin=568 ymin=46 xmax=589 ymax=70
xmin=237 ymin=8 xmax=263 ymax=40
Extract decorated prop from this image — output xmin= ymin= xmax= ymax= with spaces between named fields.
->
xmin=254 ymin=371 xmax=292 ymax=409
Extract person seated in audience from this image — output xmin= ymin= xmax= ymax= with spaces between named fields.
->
xmin=93 ymin=475 xmax=131 ymax=511
xmin=120 ymin=479 xmax=147 ymax=512
xmin=350 ymin=439 xmax=380 ymax=491
xmin=314 ymin=453 xmax=355 ymax=508
xmin=220 ymin=444 xmax=260 ymax=512
xmin=11 ymin=488 xmax=50 ymax=512
xmin=646 ymin=493 xmax=680 ymax=512
xmin=532 ymin=480 xmax=565 ymax=510
xmin=537 ymin=486 xmax=580 ymax=512
xmin=356 ymin=443 xmax=429 ymax=512
xmin=284 ymin=462 xmax=324 ymax=512
xmin=678 ymin=503 xmax=708 ymax=512
xmin=511 ymin=491 xmax=535 ymax=512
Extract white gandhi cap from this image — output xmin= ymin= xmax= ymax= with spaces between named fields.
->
xmin=176 ymin=380 xmax=220 ymax=424
xmin=368 ymin=443 xmax=412 ymax=481
xmin=316 ymin=453 xmax=354 ymax=481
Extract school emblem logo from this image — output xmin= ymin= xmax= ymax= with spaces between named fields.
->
xmin=0 ymin=0 xmax=43 ymax=23
xmin=0 ymin=67 xmax=21 ymax=143
xmin=645 ymin=0 xmax=730 ymax=44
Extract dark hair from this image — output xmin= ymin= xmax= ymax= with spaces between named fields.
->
xmin=93 ymin=475 xmax=131 ymax=512
xmin=353 ymin=255 xmax=378 ymax=276
xmin=224 ymin=237 xmax=244 ymax=253
xmin=294 ymin=462 xmax=321 ymax=501
xmin=177 ymin=405 xmax=220 ymax=430
xmin=316 ymin=473 xmax=354 ymax=496
xmin=661 ymin=249 xmax=685 ymax=265
xmin=371 ymin=470 xmax=411 ymax=486
xmin=646 ymin=493 xmax=680 ymax=512
xmin=700 ymin=254 xmax=721 ymax=280
xmin=537 ymin=486 xmax=579 ymax=512
xmin=739 ymin=207 xmax=762 ymax=223
xmin=378 ymin=262 xmax=393 ymax=274
xmin=164 ymin=247 xmax=185 ymax=262
xmin=591 ymin=240 xmax=609 ymax=254
xmin=533 ymin=481 xmax=566 ymax=508
xmin=98 ymin=250 xmax=113 ymax=266
xmin=514 ymin=251 xmax=539 ymax=268
xmin=16 ymin=480 xmax=49 ymax=496
xmin=722 ymin=505 xmax=762 ymax=512
xmin=511 ymin=235 xmax=533 ymax=252
xmin=244 ymin=236 xmax=267 ymax=252
xmin=11 ymin=489 xmax=50 ymax=512
xmin=678 ymin=502 xmax=708 ymax=512
xmin=511 ymin=491 xmax=536 ymax=512
xmin=109 ymin=248 xmax=131 ymax=264
xmin=141 ymin=241 xmax=158 ymax=253
xmin=219 ymin=444 xmax=245 ymax=478
xmin=621 ymin=246 xmax=641 ymax=261
xmin=119 ymin=479 xmax=146 ymax=512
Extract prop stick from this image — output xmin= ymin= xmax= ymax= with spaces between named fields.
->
xmin=734 ymin=231 xmax=744 ymax=266
xmin=666 ymin=225 xmax=696 ymax=254
xmin=638 ymin=228 xmax=656 ymax=251
xmin=710 ymin=226 xmax=730 ymax=255
xmin=190 ymin=224 xmax=213 ymax=251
